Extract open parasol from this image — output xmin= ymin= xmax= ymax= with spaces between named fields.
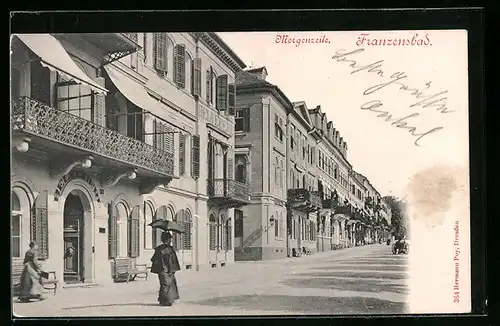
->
xmin=148 ymin=219 xmax=185 ymax=233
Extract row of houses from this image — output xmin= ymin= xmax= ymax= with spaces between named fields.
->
xmin=10 ymin=32 xmax=391 ymax=287
xmin=233 ymin=66 xmax=392 ymax=261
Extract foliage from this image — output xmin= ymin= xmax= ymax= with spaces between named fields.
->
xmin=382 ymin=196 xmax=408 ymax=239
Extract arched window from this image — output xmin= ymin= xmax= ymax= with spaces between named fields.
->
xmin=235 ymin=155 xmax=247 ymax=184
xmin=209 ymin=213 xmax=217 ymax=250
xmin=11 ymin=192 xmax=22 ymax=258
xmin=116 ymin=202 xmax=128 ymax=257
xmin=144 ymin=201 xmax=155 ymax=250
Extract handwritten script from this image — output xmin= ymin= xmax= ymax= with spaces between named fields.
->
xmin=332 ymin=48 xmax=452 ymax=146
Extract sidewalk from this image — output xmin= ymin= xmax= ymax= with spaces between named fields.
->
xmin=13 ymin=244 xmax=400 ymax=317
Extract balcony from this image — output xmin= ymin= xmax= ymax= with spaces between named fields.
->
xmin=287 ymin=189 xmax=322 ymax=213
xmin=322 ymin=197 xmax=339 ymax=210
xmin=334 ymin=205 xmax=352 ymax=216
xmin=11 ymin=97 xmax=175 ymax=192
xmin=207 ymin=179 xmax=251 ymax=208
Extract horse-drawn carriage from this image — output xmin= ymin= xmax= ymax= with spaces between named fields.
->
xmin=392 ymin=238 xmax=409 ymax=254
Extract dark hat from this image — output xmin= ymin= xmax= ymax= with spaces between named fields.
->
xmin=29 ymin=241 xmax=36 ymax=248
xmin=161 ymin=232 xmax=172 ymax=242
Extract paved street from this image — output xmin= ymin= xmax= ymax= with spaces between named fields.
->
xmin=13 ymin=244 xmax=408 ymax=317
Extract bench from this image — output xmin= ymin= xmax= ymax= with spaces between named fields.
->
xmin=113 ymin=257 xmax=149 ymax=283
xmin=12 ymin=262 xmax=58 ymax=296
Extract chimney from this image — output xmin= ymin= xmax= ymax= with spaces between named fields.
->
xmin=247 ymin=66 xmax=268 ymax=81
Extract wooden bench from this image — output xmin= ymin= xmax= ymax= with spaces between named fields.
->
xmin=12 ymin=263 xmax=58 ymax=296
xmin=113 ymin=257 xmax=149 ymax=283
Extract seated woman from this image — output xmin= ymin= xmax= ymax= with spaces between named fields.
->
xmin=18 ymin=241 xmax=45 ymax=302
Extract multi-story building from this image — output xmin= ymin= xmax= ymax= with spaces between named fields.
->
xmin=286 ymin=101 xmax=321 ymax=257
xmin=10 ymin=32 xmax=249 ymax=286
xmin=232 ymin=67 xmax=292 ymax=260
xmin=308 ymin=106 xmax=353 ymax=250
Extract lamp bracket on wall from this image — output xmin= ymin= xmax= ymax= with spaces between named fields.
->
xmin=50 ymin=155 xmax=94 ymax=179
xmin=101 ymin=168 xmax=138 ymax=189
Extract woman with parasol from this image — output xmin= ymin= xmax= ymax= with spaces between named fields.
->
xmin=149 ymin=219 xmax=184 ymax=306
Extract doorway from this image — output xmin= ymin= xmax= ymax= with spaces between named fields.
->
xmin=63 ymin=192 xmax=85 ymax=283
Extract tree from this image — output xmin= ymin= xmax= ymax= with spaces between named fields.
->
xmin=382 ymin=196 xmax=408 ymax=239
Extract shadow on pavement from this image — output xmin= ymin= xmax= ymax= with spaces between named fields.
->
xmin=189 ymin=294 xmax=407 ymax=314
xmin=296 ymin=271 xmax=408 ymax=280
xmin=281 ymin=278 xmax=409 ymax=295
xmin=327 ymin=260 xmax=408 ymax=266
xmin=62 ymin=303 xmax=161 ymax=310
xmin=310 ymin=265 xmax=408 ymax=272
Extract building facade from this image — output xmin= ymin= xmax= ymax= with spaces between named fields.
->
xmin=232 ymin=67 xmax=292 ymax=260
xmin=233 ymin=66 xmax=391 ymax=261
xmin=11 ymin=32 xmax=249 ymax=286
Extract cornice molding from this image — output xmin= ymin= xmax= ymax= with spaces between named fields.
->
xmin=193 ymin=32 xmax=246 ymax=73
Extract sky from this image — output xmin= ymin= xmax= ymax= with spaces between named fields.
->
xmin=218 ymin=31 xmax=469 ymax=198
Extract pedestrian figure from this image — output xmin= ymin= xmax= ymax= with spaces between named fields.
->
xmin=150 ymin=232 xmax=180 ymax=306
xmin=18 ymin=241 xmax=45 ymax=302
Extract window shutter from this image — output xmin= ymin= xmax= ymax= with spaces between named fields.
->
xmin=244 ymin=107 xmax=251 ymax=132
xmin=33 ymin=190 xmax=49 ymax=259
xmin=216 ymin=75 xmax=228 ymax=111
xmin=206 ymin=69 xmax=211 ymax=103
xmin=174 ymin=44 xmax=186 ymax=88
xmin=227 ymin=156 xmax=234 ymax=180
xmin=228 ymin=83 xmax=235 ymax=115
xmin=108 ymin=203 xmax=119 ymax=259
xmin=153 ymin=33 xmax=167 ymax=74
xmin=190 ymin=59 xmax=195 ymax=95
xmin=210 ymin=67 xmax=214 ymax=103
xmin=191 ymin=134 xmax=200 ymax=179
xmin=193 ymin=58 xmax=202 ymax=97
xmin=179 ymin=133 xmax=186 ymax=175
xmin=162 ymin=123 xmax=174 ymax=154
xmin=92 ymin=77 xmax=106 ymax=126
xmin=129 ymin=205 xmax=140 ymax=258
xmin=153 ymin=120 xmax=158 ymax=149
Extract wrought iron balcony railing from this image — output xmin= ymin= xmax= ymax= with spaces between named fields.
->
xmin=287 ymin=189 xmax=323 ymax=212
xmin=207 ymin=178 xmax=251 ymax=204
xmin=11 ymin=97 xmax=174 ymax=176
xmin=334 ymin=205 xmax=352 ymax=216
xmin=322 ymin=197 xmax=339 ymax=210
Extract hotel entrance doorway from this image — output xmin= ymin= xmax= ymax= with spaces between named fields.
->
xmin=63 ymin=192 xmax=85 ymax=283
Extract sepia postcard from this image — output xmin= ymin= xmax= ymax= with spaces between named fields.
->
xmin=10 ymin=29 xmax=471 ymax=317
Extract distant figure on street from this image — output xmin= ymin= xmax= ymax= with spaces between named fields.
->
xmin=150 ymin=232 xmax=181 ymax=306
xmin=18 ymin=241 xmax=45 ymax=302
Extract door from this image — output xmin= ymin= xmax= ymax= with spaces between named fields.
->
xmin=63 ymin=194 xmax=84 ymax=283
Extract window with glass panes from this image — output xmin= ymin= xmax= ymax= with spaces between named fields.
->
xmin=235 ymin=109 xmax=245 ymax=132
xmin=57 ymin=77 xmax=93 ymax=121
xmin=11 ymin=192 xmax=21 ymax=258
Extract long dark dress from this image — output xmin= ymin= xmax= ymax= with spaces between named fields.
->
xmin=18 ymin=248 xmax=44 ymax=301
xmin=150 ymin=244 xmax=181 ymax=306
